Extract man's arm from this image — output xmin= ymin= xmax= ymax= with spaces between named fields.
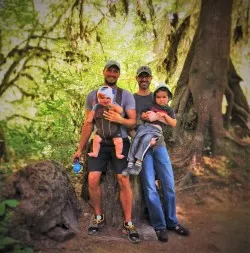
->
xmin=86 ymin=110 xmax=95 ymax=123
xmin=72 ymin=109 xmax=94 ymax=160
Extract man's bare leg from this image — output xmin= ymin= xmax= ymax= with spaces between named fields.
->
xmin=117 ymin=174 xmax=140 ymax=243
xmin=88 ymin=171 xmax=105 ymax=235
xmin=116 ymin=174 xmax=132 ymax=221
xmin=88 ymin=171 xmax=102 ymax=214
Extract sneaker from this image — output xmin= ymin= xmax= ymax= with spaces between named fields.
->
xmin=122 ymin=162 xmax=134 ymax=176
xmin=122 ymin=221 xmax=140 ymax=243
xmin=155 ymin=229 xmax=168 ymax=242
xmin=88 ymin=214 xmax=105 ymax=235
xmin=129 ymin=163 xmax=142 ymax=175
xmin=122 ymin=168 xmax=130 ymax=176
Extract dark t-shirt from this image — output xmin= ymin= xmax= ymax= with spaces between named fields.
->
xmin=134 ymin=93 xmax=153 ymax=126
xmin=143 ymin=103 xmax=176 ymax=128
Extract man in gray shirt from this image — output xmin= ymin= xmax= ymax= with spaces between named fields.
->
xmin=72 ymin=60 xmax=140 ymax=243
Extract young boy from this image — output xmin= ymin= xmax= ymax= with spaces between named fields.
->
xmin=87 ymin=86 xmax=124 ymax=159
xmin=122 ymin=83 xmax=176 ymax=175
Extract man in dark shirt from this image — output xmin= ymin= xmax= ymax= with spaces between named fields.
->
xmin=123 ymin=83 xmax=176 ymax=175
xmin=133 ymin=66 xmax=189 ymax=242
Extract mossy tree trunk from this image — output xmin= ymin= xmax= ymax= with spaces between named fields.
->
xmin=163 ymin=0 xmax=250 ymax=170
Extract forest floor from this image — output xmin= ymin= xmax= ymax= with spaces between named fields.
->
xmin=37 ymin=156 xmax=250 ymax=253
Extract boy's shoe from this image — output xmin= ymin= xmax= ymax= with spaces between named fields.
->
xmin=122 ymin=221 xmax=140 ymax=243
xmin=129 ymin=164 xmax=142 ymax=175
xmin=155 ymin=228 xmax=168 ymax=242
xmin=122 ymin=162 xmax=134 ymax=176
xmin=88 ymin=214 xmax=105 ymax=235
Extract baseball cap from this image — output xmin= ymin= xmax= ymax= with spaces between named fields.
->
xmin=154 ymin=83 xmax=173 ymax=100
xmin=97 ymin=86 xmax=115 ymax=103
xmin=136 ymin=66 xmax=152 ymax=76
xmin=104 ymin=60 xmax=120 ymax=70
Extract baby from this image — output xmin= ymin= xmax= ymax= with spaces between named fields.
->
xmin=87 ymin=86 xmax=124 ymax=159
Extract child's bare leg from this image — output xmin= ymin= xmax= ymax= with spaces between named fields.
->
xmin=88 ymin=135 xmax=102 ymax=157
xmin=113 ymin=137 xmax=124 ymax=159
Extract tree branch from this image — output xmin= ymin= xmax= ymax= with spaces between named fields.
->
xmin=24 ymin=65 xmax=47 ymax=73
xmin=12 ymin=84 xmax=36 ymax=99
xmin=147 ymin=0 xmax=157 ymax=38
xmin=30 ymin=35 xmax=66 ymax=41
xmin=79 ymin=0 xmax=84 ymax=40
xmin=5 ymin=114 xmax=35 ymax=121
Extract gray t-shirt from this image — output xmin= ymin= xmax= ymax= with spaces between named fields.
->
xmin=85 ymin=86 xmax=136 ymax=138
xmin=133 ymin=93 xmax=165 ymax=147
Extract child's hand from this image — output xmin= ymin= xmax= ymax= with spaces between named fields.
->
xmin=156 ymin=112 xmax=165 ymax=117
xmin=107 ymin=102 xmax=114 ymax=108
xmin=107 ymin=103 xmax=117 ymax=112
xmin=105 ymin=101 xmax=113 ymax=110
xmin=144 ymin=111 xmax=158 ymax=122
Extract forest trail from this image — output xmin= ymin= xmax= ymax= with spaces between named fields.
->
xmin=38 ymin=185 xmax=250 ymax=253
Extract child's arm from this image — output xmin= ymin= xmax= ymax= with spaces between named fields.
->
xmin=109 ymin=103 xmax=123 ymax=114
xmin=141 ymin=111 xmax=158 ymax=122
xmin=156 ymin=112 xmax=176 ymax=127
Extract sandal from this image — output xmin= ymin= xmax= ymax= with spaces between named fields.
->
xmin=167 ymin=224 xmax=190 ymax=236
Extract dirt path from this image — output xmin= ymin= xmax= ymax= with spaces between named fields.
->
xmin=38 ymin=187 xmax=250 ymax=253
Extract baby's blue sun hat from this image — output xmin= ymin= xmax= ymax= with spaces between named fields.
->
xmin=97 ymin=86 xmax=115 ymax=103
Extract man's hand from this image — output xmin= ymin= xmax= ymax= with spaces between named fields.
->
xmin=156 ymin=112 xmax=166 ymax=117
xmin=144 ymin=111 xmax=158 ymax=122
xmin=103 ymin=110 xmax=124 ymax=124
xmin=72 ymin=149 xmax=83 ymax=162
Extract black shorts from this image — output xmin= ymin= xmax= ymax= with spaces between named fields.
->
xmin=87 ymin=138 xmax=130 ymax=174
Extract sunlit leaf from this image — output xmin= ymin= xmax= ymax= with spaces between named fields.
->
xmin=5 ymin=199 xmax=19 ymax=208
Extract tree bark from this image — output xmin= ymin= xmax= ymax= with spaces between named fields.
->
xmin=167 ymin=0 xmax=233 ymax=168
xmin=226 ymin=59 xmax=250 ymax=136
xmin=0 ymin=125 xmax=8 ymax=162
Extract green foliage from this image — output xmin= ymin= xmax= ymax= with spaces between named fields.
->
xmin=0 ymin=0 xmax=183 ymax=169
xmin=0 ymin=0 xmax=158 ymax=169
xmin=0 ymin=198 xmax=33 ymax=253
xmin=0 ymin=199 xmax=19 ymax=215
